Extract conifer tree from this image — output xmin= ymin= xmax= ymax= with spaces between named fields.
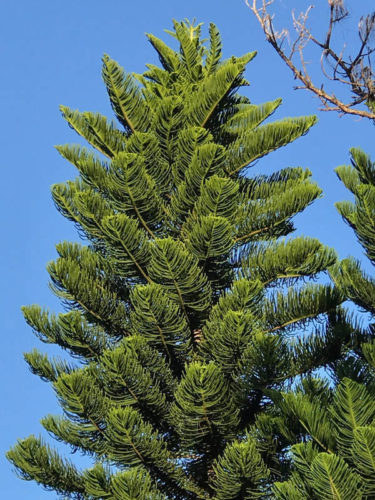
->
xmin=8 ymin=20 xmax=351 ymax=498
xmin=270 ymin=149 xmax=375 ymax=499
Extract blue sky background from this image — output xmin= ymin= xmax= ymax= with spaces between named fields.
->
xmin=1 ymin=0 xmax=375 ymax=497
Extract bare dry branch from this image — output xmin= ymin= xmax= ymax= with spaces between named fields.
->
xmin=246 ymin=0 xmax=375 ymax=120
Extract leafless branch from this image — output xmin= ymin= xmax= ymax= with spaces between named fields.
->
xmin=246 ymin=0 xmax=375 ymax=120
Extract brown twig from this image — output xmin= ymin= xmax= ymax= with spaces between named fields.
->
xmin=246 ymin=0 xmax=375 ymax=120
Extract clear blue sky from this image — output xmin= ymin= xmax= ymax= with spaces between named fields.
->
xmin=1 ymin=0 xmax=374 ymax=497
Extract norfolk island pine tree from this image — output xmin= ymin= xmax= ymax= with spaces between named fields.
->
xmin=267 ymin=150 xmax=375 ymax=499
xmin=7 ymin=20 xmax=355 ymax=499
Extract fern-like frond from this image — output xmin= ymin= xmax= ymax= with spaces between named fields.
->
xmin=291 ymin=441 xmax=320 ymax=482
xmin=47 ymin=243 xmax=128 ymax=333
xmin=263 ymin=284 xmax=344 ymax=334
xmin=184 ymin=215 xmax=234 ymax=260
xmin=108 ymin=152 xmax=165 ymax=236
xmin=143 ymin=63 xmax=172 ymax=88
xmin=335 ymin=200 xmax=356 ymax=228
xmin=222 ymin=98 xmax=282 ymax=136
xmin=350 ymin=426 xmax=375 ymax=497
xmin=173 ymin=19 xmax=203 ymax=81
xmin=171 ymin=143 xmax=226 ymax=224
xmin=148 ymin=238 xmax=212 ymax=315
xmin=130 ymin=283 xmax=192 ymax=363
xmin=100 ymin=214 xmax=151 ymax=282
xmin=278 ymin=392 xmax=334 ymax=452
xmin=352 ymin=185 xmax=375 ymax=261
xmin=273 ymin=442 xmax=319 ymax=499
xmin=56 ymin=144 xmax=109 ymax=195
xmin=204 ymin=23 xmax=222 ymax=76
xmin=152 ymin=96 xmax=184 ymax=164
xmin=330 ymin=258 xmax=375 ymax=315
xmin=211 ymin=437 xmax=269 ymax=499
xmin=124 ymin=336 xmax=178 ymax=398
xmin=24 ymin=349 xmax=75 ymax=383
xmin=238 ymin=331 xmax=288 ymax=389
xmin=105 ymin=406 xmax=167 ymax=465
xmin=41 ymin=414 xmax=104 ymax=456
xmin=21 ymin=307 xmax=109 ymax=359
xmin=84 ymin=463 xmax=166 ymax=500
xmin=146 ymin=33 xmax=180 ymax=72
xmin=105 ymin=406 xmax=202 ymax=499
xmin=350 ymin=147 xmax=375 ymax=186
xmin=194 ymin=175 xmax=239 ymax=220
xmin=52 ymin=182 xmax=114 ymax=242
xmin=335 ymin=164 xmax=361 ymax=194
xmin=310 ymin=453 xmax=363 ymax=499
xmin=330 ymin=378 xmax=375 ymax=457
xmin=289 ymin=313 xmax=354 ymax=375
xmin=171 ymin=126 xmax=213 ymax=184
xmin=7 ymin=436 xmax=85 ymax=497
xmin=187 ymin=61 xmax=254 ymax=128
xmin=234 ymin=178 xmax=321 ymax=244
xmin=60 ymin=106 xmax=126 ymax=158
xmin=240 ymin=237 xmax=336 ymax=286
xmin=362 ymin=340 xmax=375 ymax=370
xmin=102 ymin=55 xmax=151 ymax=133
xmin=171 ymin=362 xmax=239 ymax=447
xmin=125 ymin=132 xmax=170 ymax=191
xmin=226 ymin=116 xmax=317 ymax=176
xmin=101 ymin=341 xmax=170 ymax=420
xmin=201 ymin=279 xmax=263 ymax=372
xmin=53 ymin=369 xmax=106 ymax=425
xmin=273 ymin=474 xmax=309 ymax=500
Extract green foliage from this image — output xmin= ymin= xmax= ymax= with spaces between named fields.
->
xmin=234 ymin=167 xmax=322 ymax=243
xmin=241 ymin=237 xmax=337 ymax=285
xmin=264 ymin=284 xmax=344 ymax=334
xmin=222 ymin=98 xmax=282 ymax=136
xmin=102 ymin=55 xmax=151 ymax=133
xmin=333 ymin=148 xmax=375 ymax=299
xmin=101 ymin=340 xmax=170 ymax=418
xmin=22 ymin=306 xmax=109 ymax=359
xmin=130 ymin=283 xmax=192 ymax=362
xmin=7 ymin=436 xmax=86 ymax=498
xmin=275 ymin=258 xmax=375 ymax=500
xmin=331 ymin=257 xmax=375 ymax=314
xmin=24 ymin=349 xmax=75 ymax=382
xmin=84 ymin=464 xmax=166 ymax=499
xmin=201 ymin=279 xmax=264 ymax=377
xmin=100 ymin=213 xmax=151 ymax=281
xmin=269 ymin=147 xmax=375 ymax=499
xmin=310 ymin=453 xmax=362 ymax=499
xmin=352 ymin=426 xmax=375 ymax=495
xmin=187 ymin=57 xmax=256 ymax=128
xmin=226 ymin=116 xmax=317 ymax=176
xmin=331 ymin=378 xmax=375 ymax=457
xmin=212 ymin=437 xmax=269 ymax=499
xmin=59 ymin=107 xmax=126 ymax=158
xmin=272 ymin=376 xmax=375 ymax=498
xmin=149 ymin=238 xmax=212 ymax=314
xmin=171 ymin=362 xmax=239 ymax=448
xmin=9 ymin=19 xmax=348 ymax=499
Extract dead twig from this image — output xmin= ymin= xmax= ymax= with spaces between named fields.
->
xmin=246 ymin=0 xmax=375 ymax=120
